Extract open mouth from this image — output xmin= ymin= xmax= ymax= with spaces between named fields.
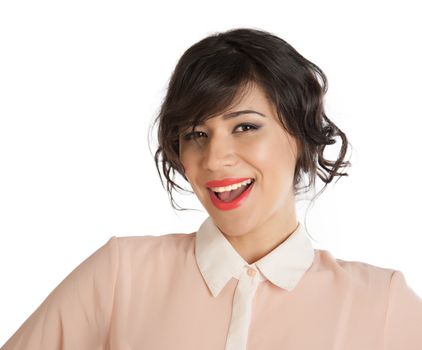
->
xmin=207 ymin=179 xmax=255 ymax=210
xmin=213 ymin=179 xmax=254 ymax=202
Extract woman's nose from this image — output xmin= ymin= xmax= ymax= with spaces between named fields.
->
xmin=202 ymin=135 xmax=237 ymax=171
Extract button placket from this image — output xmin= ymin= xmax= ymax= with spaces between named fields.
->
xmin=225 ymin=266 xmax=260 ymax=350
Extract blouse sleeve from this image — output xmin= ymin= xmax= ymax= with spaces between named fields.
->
xmin=384 ymin=270 xmax=422 ymax=349
xmin=1 ymin=236 xmax=119 ymax=350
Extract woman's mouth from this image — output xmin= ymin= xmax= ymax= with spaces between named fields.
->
xmin=207 ymin=179 xmax=255 ymax=211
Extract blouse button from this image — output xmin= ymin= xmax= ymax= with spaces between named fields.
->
xmin=247 ymin=268 xmax=257 ymax=277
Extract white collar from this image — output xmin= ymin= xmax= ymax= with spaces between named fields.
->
xmin=195 ymin=216 xmax=315 ymax=297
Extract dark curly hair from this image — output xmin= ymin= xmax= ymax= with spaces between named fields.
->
xmin=149 ymin=27 xmax=352 ymax=214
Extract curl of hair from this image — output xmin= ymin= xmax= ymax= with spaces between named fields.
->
xmin=149 ymin=27 xmax=352 ymax=214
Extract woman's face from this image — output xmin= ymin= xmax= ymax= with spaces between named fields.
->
xmin=178 ymin=83 xmax=300 ymax=238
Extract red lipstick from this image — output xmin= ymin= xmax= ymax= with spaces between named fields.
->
xmin=205 ymin=177 xmax=251 ymax=188
xmin=207 ymin=179 xmax=254 ymax=211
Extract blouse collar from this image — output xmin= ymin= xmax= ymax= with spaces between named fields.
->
xmin=195 ymin=216 xmax=315 ymax=297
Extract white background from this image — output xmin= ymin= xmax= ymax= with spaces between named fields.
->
xmin=1 ymin=0 xmax=421 ymax=345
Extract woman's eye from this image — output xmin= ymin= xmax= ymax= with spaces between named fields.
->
xmin=182 ymin=123 xmax=259 ymax=141
xmin=234 ymin=123 xmax=259 ymax=133
xmin=183 ymin=131 xmax=206 ymax=141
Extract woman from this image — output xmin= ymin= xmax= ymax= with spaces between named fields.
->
xmin=2 ymin=28 xmax=421 ymax=350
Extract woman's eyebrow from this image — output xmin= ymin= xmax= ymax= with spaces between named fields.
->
xmin=184 ymin=109 xmax=267 ymax=130
xmin=222 ymin=109 xmax=267 ymax=120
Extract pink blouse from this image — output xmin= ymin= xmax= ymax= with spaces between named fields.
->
xmin=2 ymin=216 xmax=422 ymax=349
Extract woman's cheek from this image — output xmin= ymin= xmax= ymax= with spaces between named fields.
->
xmin=242 ymin=139 xmax=272 ymax=163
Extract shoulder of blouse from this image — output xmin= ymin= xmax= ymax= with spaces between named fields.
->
xmin=109 ymin=232 xmax=196 ymax=260
xmin=312 ymin=248 xmax=396 ymax=288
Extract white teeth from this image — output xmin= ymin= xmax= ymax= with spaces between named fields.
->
xmin=210 ymin=178 xmax=253 ymax=193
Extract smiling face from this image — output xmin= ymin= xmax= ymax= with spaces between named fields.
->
xmin=179 ymin=83 xmax=300 ymax=243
